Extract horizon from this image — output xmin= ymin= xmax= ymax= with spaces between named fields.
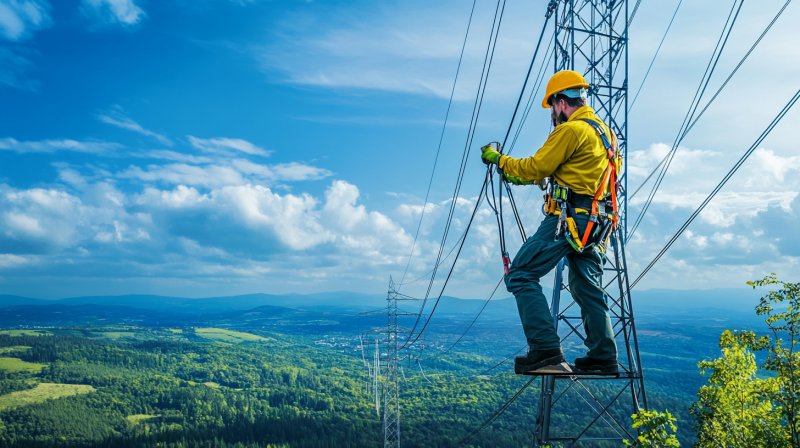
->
xmin=0 ymin=0 xmax=798 ymax=301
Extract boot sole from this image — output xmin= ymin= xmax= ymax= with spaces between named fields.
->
xmin=514 ymin=354 xmax=566 ymax=374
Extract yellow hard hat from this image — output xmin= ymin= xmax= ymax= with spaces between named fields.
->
xmin=541 ymin=70 xmax=590 ymax=108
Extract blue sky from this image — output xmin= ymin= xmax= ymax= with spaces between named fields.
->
xmin=0 ymin=0 xmax=798 ymax=300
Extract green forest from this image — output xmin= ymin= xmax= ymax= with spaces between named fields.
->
xmin=0 ymin=277 xmax=798 ymax=447
xmin=0 ymin=326 xmax=691 ymax=448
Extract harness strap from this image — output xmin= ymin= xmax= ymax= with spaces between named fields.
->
xmin=575 ymin=118 xmax=619 ymax=247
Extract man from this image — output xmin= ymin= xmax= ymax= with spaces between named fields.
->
xmin=479 ymin=70 xmax=619 ymax=374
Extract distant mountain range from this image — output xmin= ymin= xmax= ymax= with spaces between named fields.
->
xmin=0 ymin=287 xmax=764 ymax=322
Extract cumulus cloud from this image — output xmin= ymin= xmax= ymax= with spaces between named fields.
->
xmin=98 ymin=108 xmax=173 ymax=146
xmin=81 ymin=0 xmax=144 ymax=26
xmin=0 ymin=173 xmax=421 ymax=292
xmin=188 ymin=136 xmax=271 ymax=157
xmin=0 ymin=0 xmax=51 ymax=41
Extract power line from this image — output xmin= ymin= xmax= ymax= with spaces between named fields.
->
xmin=628 ymin=0 xmax=683 ymax=111
xmin=479 ymin=345 xmax=526 ymax=375
xmin=627 ymin=0 xmax=794 ymax=202
xmin=405 ymin=173 xmax=490 ymax=347
xmin=627 ymin=0 xmax=744 ymax=242
xmin=403 ymin=0 xmax=508 ymax=348
xmin=398 ymin=0 xmax=479 ymax=288
xmin=454 ymin=377 xmax=536 ymax=448
xmin=426 ymin=6 xmax=559 ymax=355
xmin=507 ymin=42 xmax=555 ymax=156
xmin=501 ymin=1 xmax=556 ymax=149
xmin=438 ymin=276 xmax=503 ymax=356
xmin=397 ymin=229 xmax=467 ymax=287
xmin=679 ymin=0 xmax=794 ymax=138
xmin=629 ymin=85 xmax=800 ymax=291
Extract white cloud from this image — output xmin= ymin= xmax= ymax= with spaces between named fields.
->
xmin=0 ymin=137 xmax=121 ymax=154
xmin=119 ymin=159 xmax=331 ymax=188
xmin=2 ymin=187 xmax=87 ymax=248
xmin=188 ymin=136 xmax=271 ymax=157
xmin=81 ymin=0 xmax=144 ymax=26
xmin=0 ymin=253 xmax=35 ymax=267
xmin=120 ymin=163 xmax=247 ymax=189
xmin=139 ymin=150 xmax=215 ymax=164
xmin=98 ymin=108 xmax=173 ymax=146
xmin=0 ymin=0 xmax=50 ymax=41
xmin=744 ymin=148 xmax=800 ymax=186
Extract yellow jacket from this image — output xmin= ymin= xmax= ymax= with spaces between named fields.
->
xmin=498 ymin=106 xmax=614 ymax=197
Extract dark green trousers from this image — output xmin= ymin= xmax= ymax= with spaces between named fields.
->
xmin=504 ymin=214 xmax=618 ymax=361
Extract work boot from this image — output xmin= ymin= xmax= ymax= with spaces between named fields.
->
xmin=514 ymin=347 xmax=565 ymax=374
xmin=573 ymin=356 xmax=619 ymax=374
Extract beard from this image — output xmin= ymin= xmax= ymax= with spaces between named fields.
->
xmin=551 ymin=109 xmax=568 ymax=127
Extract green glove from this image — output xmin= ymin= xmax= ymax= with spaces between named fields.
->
xmin=480 ymin=144 xmax=501 ymax=165
xmin=504 ymin=173 xmax=536 ymax=186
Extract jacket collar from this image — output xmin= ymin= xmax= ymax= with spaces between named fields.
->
xmin=567 ymin=106 xmax=596 ymax=123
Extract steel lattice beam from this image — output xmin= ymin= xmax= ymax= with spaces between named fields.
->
xmin=532 ymin=1 xmax=646 ymax=446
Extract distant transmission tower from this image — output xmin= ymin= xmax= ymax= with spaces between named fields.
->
xmin=531 ymin=0 xmax=647 ymax=446
xmin=362 ymin=278 xmax=419 ymax=448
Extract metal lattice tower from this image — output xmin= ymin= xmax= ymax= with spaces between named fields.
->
xmin=362 ymin=278 xmax=419 ymax=448
xmin=531 ymin=0 xmax=647 ymax=446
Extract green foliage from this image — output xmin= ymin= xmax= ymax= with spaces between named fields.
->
xmin=624 ymin=409 xmax=680 ymax=447
xmin=749 ymin=274 xmax=800 ymax=446
xmin=691 ymin=274 xmax=800 ymax=447
xmin=690 ymin=330 xmax=784 ymax=447
xmin=0 ymin=323 xmax=709 ymax=447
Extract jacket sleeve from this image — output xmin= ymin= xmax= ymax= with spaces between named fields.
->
xmin=498 ymin=125 xmax=579 ymax=181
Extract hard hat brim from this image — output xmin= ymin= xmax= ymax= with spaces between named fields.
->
xmin=541 ymin=82 xmax=591 ymax=108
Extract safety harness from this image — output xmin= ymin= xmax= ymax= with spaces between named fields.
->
xmin=543 ymin=118 xmax=621 ymax=252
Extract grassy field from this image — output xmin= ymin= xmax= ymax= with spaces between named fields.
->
xmin=126 ymin=414 xmax=157 ymax=425
xmin=0 ymin=346 xmax=31 ymax=354
xmin=0 ymin=383 xmax=95 ymax=410
xmin=195 ymin=328 xmax=271 ymax=343
xmin=94 ymin=331 xmax=136 ymax=339
xmin=203 ymin=381 xmax=220 ymax=388
xmin=167 ymin=328 xmax=183 ymax=333
xmin=0 ymin=330 xmax=51 ymax=336
xmin=0 ymin=357 xmax=47 ymax=373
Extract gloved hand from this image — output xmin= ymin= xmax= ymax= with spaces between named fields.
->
xmin=480 ymin=144 xmax=501 ymax=165
xmin=504 ymin=173 xmax=536 ymax=186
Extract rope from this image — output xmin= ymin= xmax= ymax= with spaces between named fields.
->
xmin=627 ymin=0 xmax=744 ymax=243
xmin=628 ymin=0 xmax=684 ymax=112
xmin=628 ymin=85 xmax=800 ymax=291
xmin=398 ymin=0 xmax=479 ymax=288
